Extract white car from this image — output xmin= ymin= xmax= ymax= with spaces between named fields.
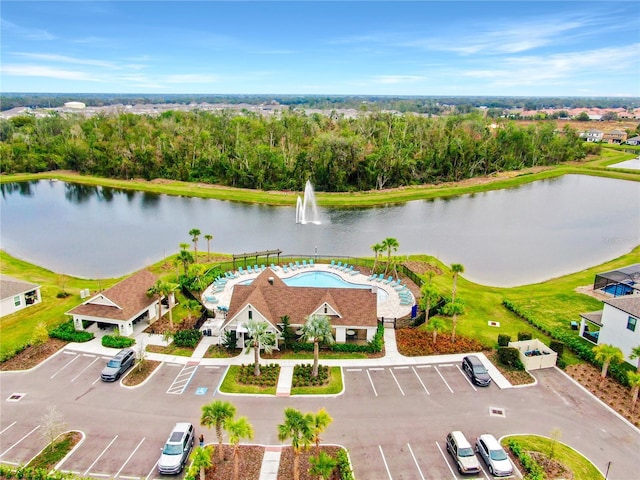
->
xmin=476 ymin=434 xmax=513 ymax=477
xmin=157 ymin=423 xmax=194 ymax=475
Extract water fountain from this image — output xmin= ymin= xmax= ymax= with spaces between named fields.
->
xmin=295 ymin=180 xmax=321 ymax=224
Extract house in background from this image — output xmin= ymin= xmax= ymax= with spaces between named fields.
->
xmin=582 ymin=129 xmax=604 ymax=142
xmin=0 ymin=275 xmax=42 ymax=317
xmin=580 ymin=296 xmax=640 ymax=367
xmin=222 ymin=268 xmax=378 ymax=347
xmin=602 ymin=130 xmax=628 ymax=144
xmin=579 ymin=264 xmax=640 ymax=366
xmin=625 ymin=135 xmax=640 ymax=146
xmin=66 ymin=270 xmax=166 ymax=336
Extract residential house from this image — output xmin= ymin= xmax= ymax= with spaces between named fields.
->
xmin=0 ymin=275 xmax=42 ymax=317
xmin=222 ymin=268 xmax=378 ymax=347
xmin=580 ymin=296 xmax=640 ymax=367
xmin=625 ymin=135 xmax=640 ymax=146
xmin=66 ymin=270 xmax=165 ymax=336
xmin=582 ymin=129 xmax=604 ymax=142
xmin=602 ymin=130 xmax=628 ymax=144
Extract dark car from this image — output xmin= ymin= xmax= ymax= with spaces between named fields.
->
xmin=462 ymin=355 xmax=491 ymax=387
xmin=101 ymin=348 xmax=135 ymax=382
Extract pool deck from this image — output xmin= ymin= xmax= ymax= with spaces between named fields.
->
xmin=202 ymin=262 xmax=414 ymax=320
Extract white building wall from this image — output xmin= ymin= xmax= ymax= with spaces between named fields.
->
xmin=0 ymin=289 xmax=41 ymax=317
xmin=598 ymin=304 xmax=640 ymax=366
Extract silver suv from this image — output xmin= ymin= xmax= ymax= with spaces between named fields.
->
xmin=445 ymin=431 xmax=481 ymax=475
xmin=476 ymin=434 xmax=513 ymax=477
xmin=100 ymin=348 xmax=135 ymax=382
xmin=157 ymin=422 xmax=195 ymax=475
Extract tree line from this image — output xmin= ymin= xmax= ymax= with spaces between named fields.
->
xmin=0 ymin=110 xmax=588 ymax=192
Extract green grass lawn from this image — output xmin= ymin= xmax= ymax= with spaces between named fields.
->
xmin=503 ymin=434 xmax=604 ymax=480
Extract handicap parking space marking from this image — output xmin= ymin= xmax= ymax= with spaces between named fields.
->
xmin=167 ymin=363 xmax=199 ymax=394
xmin=406 ymin=443 xmax=426 ymax=480
xmin=434 ymin=366 xmax=454 ymax=393
xmin=195 ymin=387 xmax=208 ymax=395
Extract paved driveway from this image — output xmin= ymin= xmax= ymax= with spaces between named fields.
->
xmin=1 ymin=351 xmax=639 ymax=479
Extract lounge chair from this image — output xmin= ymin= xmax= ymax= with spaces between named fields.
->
xmin=350 ymin=267 xmax=360 ymax=276
xmin=329 ymin=260 xmax=335 ymax=268
xmin=309 ymin=259 xmax=315 ymax=267
xmin=344 ymin=265 xmax=354 ymax=274
xmin=295 ymin=261 xmax=302 ymax=269
xmin=335 ymin=261 xmax=343 ymax=270
xmin=270 ymin=263 xmax=280 ymax=271
xmin=367 ymin=272 xmax=377 ymax=281
xmin=204 ymin=295 xmax=218 ymax=304
xmin=253 ymin=265 xmax=259 ymax=272
xmin=238 ymin=267 xmax=245 ymax=275
xmin=382 ymin=276 xmax=394 ymax=284
xmin=282 ymin=264 xmax=289 ymax=273
xmin=302 ymin=260 xmax=308 ymax=268
xmin=261 ymin=264 xmax=266 ymax=271
xmin=247 ymin=265 xmax=254 ymax=274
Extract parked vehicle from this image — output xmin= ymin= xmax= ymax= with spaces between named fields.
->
xmin=157 ymin=422 xmax=195 ymax=475
xmin=445 ymin=431 xmax=481 ymax=474
xmin=476 ymin=434 xmax=513 ymax=477
xmin=462 ymin=355 xmax=492 ymax=387
xmin=100 ymin=348 xmax=135 ymax=382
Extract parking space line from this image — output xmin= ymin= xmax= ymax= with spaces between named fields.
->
xmin=434 ymin=366 xmax=454 ymax=393
xmin=345 ymin=368 xmax=362 ymax=371
xmin=91 ymin=376 xmax=102 ymax=385
xmin=369 ymin=367 xmax=384 ymax=371
xmin=71 ymin=356 xmax=101 ymax=382
xmin=84 ymin=435 xmax=118 ymax=476
xmin=145 ymin=458 xmax=160 ymax=480
xmin=366 ymin=370 xmax=378 ymax=397
xmin=50 ymin=354 xmax=80 ymax=379
xmin=378 ymin=445 xmax=393 ymax=480
xmin=90 ymin=473 xmax=111 ymax=477
xmin=0 ymin=425 xmax=40 ymax=458
xmin=456 ymin=365 xmax=477 ymax=391
xmin=388 ymin=369 xmax=405 ymax=396
xmin=439 ymin=363 xmax=453 ymax=367
xmin=82 ymin=353 xmax=96 ymax=357
xmin=435 ymin=441 xmax=457 ymax=480
xmin=119 ymin=476 xmax=141 ymax=480
xmin=114 ymin=437 xmax=145 ymax=478
xmin=393 ymin=366 xmax=409 ymax=369
xmin=407 ymin=443 xmax=426 ymax=480
xmin=204 ymin=366 xmax=220 ymax=369
xmin=411 ymin=367 xmax=430 ymax=395
xmin=0 ymin=421 xmax=17 ymax=435
xmin=415 ymin=365 xmax=432 ymax=369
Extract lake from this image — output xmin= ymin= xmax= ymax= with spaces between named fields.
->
xmin=0 ymin=174 xmax=638 ymax=286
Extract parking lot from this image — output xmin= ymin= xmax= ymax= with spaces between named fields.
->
xmin=2 ymin=349 xmax=640 ymax=479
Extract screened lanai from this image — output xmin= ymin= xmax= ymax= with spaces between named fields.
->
xmin=593 ymin=263 xmax=640 ymax=297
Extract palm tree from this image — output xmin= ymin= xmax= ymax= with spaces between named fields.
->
xmin=593 ymin=344 xmax=624 ymax=384
xmin=187 ymin=446 xmax=212 ymax=480
xmin=201 ymin=400 xmax=236 ymax=462
xmin=370 ymin=242 xmax=384 ymax=273
xmin=244 ymin=319 xmax=276 ymax=376
xmin=419 ymin=283 xmax=440 ymax=324
xmin=428 ymin=317 xmax=446 ymax=344
xmin=442 ymin=300 xmax=464 ymax=342
xmin=147 ymin=280 xmax=172 ymax=326
xmin=158 ymin=281 xmax=177 ymax=327
xmin=450 ymin=263 xmax=464 ymax=302
xmin=189 ymin=228 xmax=201 ymax=262
xmin=278 ymin=408 xmax=313 ymax=480
xmin=308 ymin=451 xmax=337 ymax=480
xmin=381 ymin=237 xmax=399 ymax=275
xmin=301 ymin=314 xmax=334 ymax=377
xmin=177 ymin=248 xmax=194 ymax=276
xmin=309 ymin=408 xmax=332 ymax=456
xmin=226 ymin=416 xmax=254 ymax=480
xmin=629 ymin=344 xmax=640 ymax=372
xmin=628 ymin=371 xmax=640 ymax=412
xmin=204 ymin=234 xmax=213 ymax=262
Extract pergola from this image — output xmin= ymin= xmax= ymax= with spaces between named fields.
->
xmin=232 ymin=249 xmax=282 ymax=269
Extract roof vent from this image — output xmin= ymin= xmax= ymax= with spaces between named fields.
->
xmin=268 ymin=277 xmax=274 ymax=285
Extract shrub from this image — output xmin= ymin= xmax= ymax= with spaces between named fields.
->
xmin=335 ymin=448 xmax=355 ymax=480
xmin=236 ymin=363 xmax=280 ymax=387
xmin=497 ymin=347 xmax=524 ymax=370
xmin=56 ymin=291 xmax=71 ymax=298
xmin=102 ymin=335 xmax=135 ymax=348
xmin=497 ymin=334 xmax=511 ymax=347
xmin=49 ymin=320 xmax=94 ymax=343
xmin=549 ymin=340 xmax=564 ymax=357
xmin=517 ymin=331 xmax=533 ymax=341
xmin=222 ymin=330 xmax=237 ymax=350
xmin=506 ymin=439 xmax=545 ymax=480
xmin=173 ymin=329 xmax=202 ymax=348
xmin=292 ymin=364 xmax=330 ymax=387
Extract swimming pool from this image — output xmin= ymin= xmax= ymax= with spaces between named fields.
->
xmin=240 ymin=271 xmax=389 ymax=303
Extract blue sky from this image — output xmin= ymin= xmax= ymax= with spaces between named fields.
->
xmin=1 ymin=1 xmax=639 ymax=96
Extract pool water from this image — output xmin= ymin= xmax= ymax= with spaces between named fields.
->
xmin=240 ymin=271 xmax=389 ymax=303
xmin=602 ymin=283 xmax=634 ymax=296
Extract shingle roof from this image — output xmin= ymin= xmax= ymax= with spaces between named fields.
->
xmin=603 ymin=296 xmax=640 ymax=318
xmin=66 ymin=270 xmax=158 ymax=321
xmin=0 ymin=275 xmax=41 ymax=301
xmin=225 ymin=268 xmax=377 ymax=329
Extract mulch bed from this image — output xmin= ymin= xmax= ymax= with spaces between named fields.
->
xmin=0 ymin=338 xmax=67 ymax=371
xmin=204 ymin=445 xmax=264 ymax=480
xmin=402 ymin=260 xmax=443 ymax=277
xmin=277 ymin=446 xmax=343 ymax=480
xmin=122 ymin=360 xmax=162 ymax=386
xmin=485 ymin=350 xmax=535 ymax=386
xmin=395 ymin=328 xmax=489 ymax=356
xmin=566 ymin=363 xmax=640 ymax=427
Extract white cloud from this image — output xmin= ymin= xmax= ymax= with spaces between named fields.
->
xmin=11 ymin=52 xmax=116 ymax=68
xmin=373 ymin=75 xmax=425 ymax=85
xmin=0 ymin=19 xmax=55 ymax=41
xmin=0 ymin=64 xmax=101 ymax=81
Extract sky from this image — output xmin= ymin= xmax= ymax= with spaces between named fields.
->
xmin=1 ymin=1 xmax=639 ymax=96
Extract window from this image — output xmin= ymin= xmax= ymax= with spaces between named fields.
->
xmin=324 ymin=305 xmax=328 ymax=314
xmin=627 ymin=316 xmax=637 ymax=332
xmin=248 ymin=310 xmax=252 ymax=320
xmin=14 ymin=296 xmax=21 ymax=307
